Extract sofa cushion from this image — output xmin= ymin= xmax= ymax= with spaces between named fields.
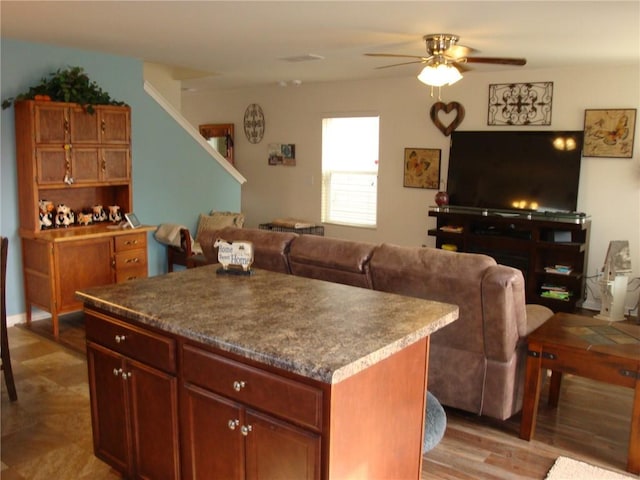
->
xmin=370 ymin=244 xmax=496 ymax=354
xmin=288 ymin=235 xmax=376 ymax=288
xmin=199 ymin=227 xmax=297 ymax=273
xmin=524 ymin=304 xmax=554 ymax=335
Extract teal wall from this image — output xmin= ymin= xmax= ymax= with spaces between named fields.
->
xmin=1 ymin=38 xmax=242 ymax=316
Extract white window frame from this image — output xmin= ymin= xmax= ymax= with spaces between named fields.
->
xmin=321 ymin=115 xmax=379 ymax=228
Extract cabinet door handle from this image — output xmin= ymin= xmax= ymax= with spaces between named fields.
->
xmin=115 ymin=334 xmax=126 ymax=343
xmin=101 ymin=158 xmax=106 ymax=171
xmin=113 ymin=368 xmax=123 ymax=377
xmin=240 ymin=425 xmax=252 ymax=436
xmin=125 ymin=257 xmax=139 ymax=264
xmin=101 ymin=119 xmax=106 ymax=134
xmin=228 ymin=419 xmax=240 ymax=431
xmin=122 ymin=371 xmax=132 ymax=381
xmin=125 ymin=240 xmax=139 ymax=245
xmin=232 ymin=380 xmax=246 ymax=392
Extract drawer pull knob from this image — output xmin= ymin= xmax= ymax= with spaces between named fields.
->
xmin=125 ymin=240 xmax=138 ymax=245
xmin=125 ymin=258 xmax=140 ymax=263
xmin=228 ymin=419 xmax=240 ymax=430
xmin=115 ymin=334 xmax=126 ymax=343
xmin=240 ymin=425 xmax=252 ymax=436
xmin=233 ymin=380 xmax=246 ymax=392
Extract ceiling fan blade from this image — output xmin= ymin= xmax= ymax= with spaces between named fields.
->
xmin=374 ymin=60 xmax=426 ymax=69
xmin=465 ymin=57 xmax=527 ymax=66
xmin=365 ymin=53 xmax=428 ymax=61
xmin=444 ymin=44 xmax=477 ymax=59
xmin=452 ymin=61 xmax=472 ymax=73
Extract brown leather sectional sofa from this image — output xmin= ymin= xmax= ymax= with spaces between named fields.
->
xmin=197 ymin=226 xmax=553 ymax=421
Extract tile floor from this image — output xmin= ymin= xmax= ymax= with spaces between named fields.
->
xmin=1 ymin=325 xmax=120 ymax=480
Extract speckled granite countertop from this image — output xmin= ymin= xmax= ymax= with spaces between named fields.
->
xmin=77 ymin=266 xmax=458 ymax=384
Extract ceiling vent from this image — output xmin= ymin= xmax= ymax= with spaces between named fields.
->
xmin=280 ymin=54 xmax=325 ymax=63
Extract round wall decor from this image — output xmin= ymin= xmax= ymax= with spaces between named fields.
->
xmin=243 ymin=103 xmax=265 ymax=144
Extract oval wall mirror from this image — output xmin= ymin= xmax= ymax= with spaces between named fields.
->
xmin=199 ymin=123 xmax=234 ymax=165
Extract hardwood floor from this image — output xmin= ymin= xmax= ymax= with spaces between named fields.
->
xmin=1 ymin=314 xmax=637 ymax=479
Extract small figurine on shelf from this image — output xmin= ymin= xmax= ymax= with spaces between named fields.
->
xmin=55 ymin=204 xmax=74 ymax=228
xmin=108 ymin=205 xmax=122 ymax=223
xmin=76 ymin=211 xmax=93 ymax=226
xmin=92 ymin=205 xmax=107 ymax=222
xmin=38 ymin=199 xmax=54 ymax=230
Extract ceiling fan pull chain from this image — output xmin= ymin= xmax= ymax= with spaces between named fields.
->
xmin=428 ymin=85 xmax=443 ymax=101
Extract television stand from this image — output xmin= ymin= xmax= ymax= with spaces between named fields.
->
xmin=428 ymin=206 xmax=591 ymax=312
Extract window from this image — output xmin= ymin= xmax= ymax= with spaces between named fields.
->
xmin=321 ymin=116 xmax=379 ymax=227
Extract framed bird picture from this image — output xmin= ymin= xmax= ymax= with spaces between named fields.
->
xmin=583 ymin=109 xmax=636 ymax=158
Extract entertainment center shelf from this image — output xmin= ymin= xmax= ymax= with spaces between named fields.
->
xmin=428 ymin=206 xmax=591 ymax=312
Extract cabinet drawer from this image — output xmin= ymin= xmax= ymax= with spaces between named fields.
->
xmin=182 ymin=344 xmax=322 ymax=431
xmin=115 ymin=265 xmax=147 ymax=283
xmin=85 ymin=309 xmax=176 ymax=374
xmin=115 ymin=233 xmax=146 ymax=252
xmin=115 ymin=248 xmax=147 ymax=271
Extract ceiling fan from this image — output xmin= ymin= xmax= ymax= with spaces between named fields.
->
xmin=365 ymin=33 xmax=526 ymax=89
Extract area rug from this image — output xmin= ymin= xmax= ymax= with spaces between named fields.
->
xmin=546 ymin=456 xmax=635 ymax=480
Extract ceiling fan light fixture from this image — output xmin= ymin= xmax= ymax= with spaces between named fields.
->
xmin=417 ymin=63 xmax=462 ymax=87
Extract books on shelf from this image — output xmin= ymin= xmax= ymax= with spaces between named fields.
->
xmin=439 ymin=225 xmax=463 ymax=233
xmin=540 ymin=283 xmax=572 ymax=301
xmin=544 ymin=264 xmax=573 ymax=275
xmin=541 ymin=290 xmax=571 ymax=301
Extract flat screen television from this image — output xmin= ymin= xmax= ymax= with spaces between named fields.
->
xmin=446 ymin=131 xmax=584 ymax=213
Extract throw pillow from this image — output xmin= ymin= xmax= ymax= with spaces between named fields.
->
xmin=195 ymin=212 xmax=244 ymax=243
xmin=207 ymin=210 xmax=245 ymax=228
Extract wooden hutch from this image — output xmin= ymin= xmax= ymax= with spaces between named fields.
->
xmin=14 ymin=100 xmax=153 ymax=338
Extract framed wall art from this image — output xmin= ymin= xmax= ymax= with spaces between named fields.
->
xmin=583 ymin=108 xmax=636 ymax=158
xmin=488 ymin=82 xmax=553 ymax=126
xmin=268 ymin=143 xmax=296 ymax=166
xmin=403 ymin=148 xmax=441 ymax=189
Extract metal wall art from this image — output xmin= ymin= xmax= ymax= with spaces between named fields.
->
xmin=244 ymin=103 xmax=265 ymax=144
xmin=488 ymin=82 xmax=553 ymax=126
xmin=583 ymin=109 xmax=636 ymax=158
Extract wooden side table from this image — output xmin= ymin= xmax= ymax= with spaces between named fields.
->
xmin=519 ymin=312 xmax=640 ymax=474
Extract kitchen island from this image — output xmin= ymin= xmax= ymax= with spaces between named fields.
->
xmin=77 ymin=265 xmax=458 ymax=480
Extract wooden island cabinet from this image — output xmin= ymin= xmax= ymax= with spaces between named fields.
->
xmin=85 ymin=308 xmax=180 ymax=480
xmin=14 ymin=100 xmax=152 ymax=337
xmin=77 ymin=266 xmax=459 ymax=479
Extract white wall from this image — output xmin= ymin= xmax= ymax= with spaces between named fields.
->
xmin=182 ymin=64 xmax=640 ymax=311
xmin=143 ymin=62 xmax=182 ymax=111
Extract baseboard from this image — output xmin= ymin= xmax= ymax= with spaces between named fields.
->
xmin=580 ymin=300 xmax=601 ymax=311
xmin=7 ymin=309 xmax=51 ymax=327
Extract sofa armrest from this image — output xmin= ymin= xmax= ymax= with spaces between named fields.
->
xmin=480 ymin=264 xmax=527 ymax=362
